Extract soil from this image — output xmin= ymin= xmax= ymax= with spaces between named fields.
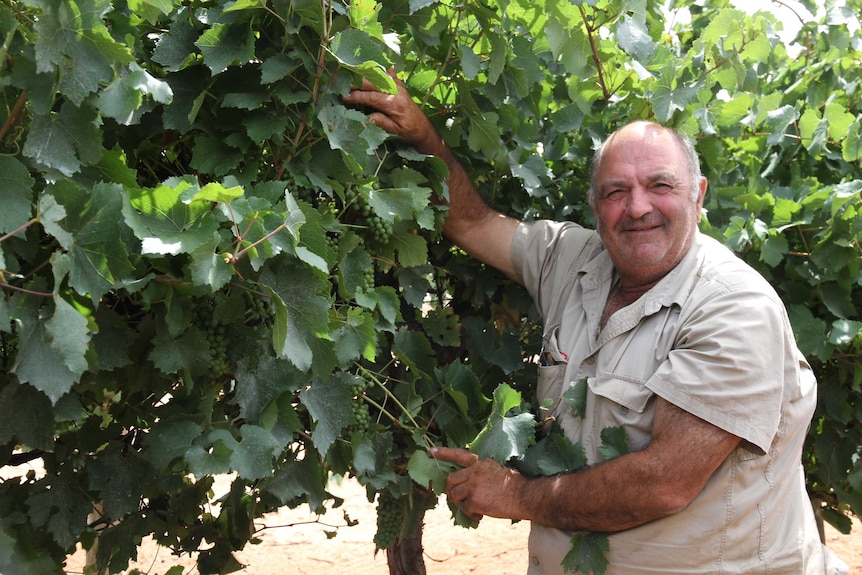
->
xmin=65 ymin=475 xmax=861 ymax=575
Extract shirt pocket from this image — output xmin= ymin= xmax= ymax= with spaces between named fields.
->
xmin=588 ymin=372 xmax=655 ymax=453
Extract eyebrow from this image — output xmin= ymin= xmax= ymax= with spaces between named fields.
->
xmin=598 ymin=171 xmax=682 ymax=194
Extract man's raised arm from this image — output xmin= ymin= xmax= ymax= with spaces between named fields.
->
xmin=343 ymin=75 xmax=521 ymax=282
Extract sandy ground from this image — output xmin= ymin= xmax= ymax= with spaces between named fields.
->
xmin=64 ymin=475 xmax=860 ymax=575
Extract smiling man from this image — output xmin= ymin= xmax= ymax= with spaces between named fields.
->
xmin=344 ymin=78 xmax=830 ymax=574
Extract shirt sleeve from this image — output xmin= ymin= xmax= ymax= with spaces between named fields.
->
xmin=511 ymin=220 xmax=600 ymax=320
xmin=646 ymin=271 xmax=792 ymax=454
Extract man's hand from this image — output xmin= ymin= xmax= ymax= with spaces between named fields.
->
xmin=342 ymin=71 xmax=442 ymax=156
xmin=430 ymin=447 xmax=530 ymax=523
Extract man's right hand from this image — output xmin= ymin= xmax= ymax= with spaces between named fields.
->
xmin=342 ymin=71 xmax=443 ymax=156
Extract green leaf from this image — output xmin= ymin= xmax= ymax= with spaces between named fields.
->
xmin=123 ymin=177 xmax=218 ymax=256
xmin=262 ymin=259 xmax=332 ymax=372
xmin=23 ymin=101 xmax=102 ymax=177
xmin=0 ymin=382 xmax=56 ymax=451
xmin=318 ymin=100 xmax=389 ymax=158
xmin=215 ymin=425 xmax=283 ymax=480
xmin=300 ymin=375 xmax=353 ymax=457
xmin=46 ymin=294 xmax=90 ymax=378
xmin=563 ymin=378 xmax=588 ymax=418
xmin=142 ymin=417 xmax=203 ymax=469
xmin=328 ymin=28 xmax=396 ymax=94
xmin=233 ymin=352 xmax=303 ymax=422
xmin=561 ymin=531 xmax=610 ymax=575
xmin=407 ymin=450 xmax=458 ymax=495
xmin=87 ymin=451 xmax=153 ymax=520
xmin=33 ymin=0 xmax=132 ymax=105
xmin=468 ymin=384 xmax=535 ymax=464
xmin=520 ymin=432 xmax=587 ymax=477
xmin=389 ymin=227 xmax=428 ymax=267
xmin=597 ymin=425 xmax=630 ymax=461
xmin=437 ymin=360 xmax=490 ymax=419
xmin=828 ymin=320 xmax=862 ymax=347
xmin=195 ymin=22 xmax=255 ymax=74
xmin=26 ymin=477 xmax=91 ymax=549
xmin=843 ymin=117 xmax=862 ymax=162
xmin=0 ymin=157 xmax=35 ymax=235
xmin=332 ymin=307 xmax=377 ymax=364
xmin=616 ymin=14 xmax=656 ymax=60
xmin=10 ymin=298 xmax=80 ymax=404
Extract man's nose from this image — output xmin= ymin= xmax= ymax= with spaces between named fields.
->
xmin=626 ymin=187 xmax=653 ymax=219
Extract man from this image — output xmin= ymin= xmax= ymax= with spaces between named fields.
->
xmin=343 ymin=77 xmax=829 ymax=574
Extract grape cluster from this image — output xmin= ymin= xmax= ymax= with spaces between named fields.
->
xmin=344 ymin=187 xmax=394 ymax=246
xmin=349 ymin=379 xmax=371 ymax=432
xmin=197 ymin=308 xmax=228 ymax=379
xmin=373 ymin=490 xmax=402 ymax=550
xmin=245 ymin=296 xmax=272 ymax=327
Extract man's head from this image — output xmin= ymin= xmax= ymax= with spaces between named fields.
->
xmin=589 ymin=121 xmax=708 ymax=288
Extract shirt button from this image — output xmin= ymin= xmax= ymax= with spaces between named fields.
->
xmin=619 ymin=406 xmax=629 ymax=415
xmin=530 ymin=556 xmax=541 ymax=566
xmin=584 ymin=356 xmax=595 ymax=365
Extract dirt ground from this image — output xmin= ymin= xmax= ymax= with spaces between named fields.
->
xmin=64 ymin=475 xmax=860 ymax=575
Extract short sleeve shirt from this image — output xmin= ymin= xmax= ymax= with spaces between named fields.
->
xmin=512 ymin=220 xmax=824 ymax=575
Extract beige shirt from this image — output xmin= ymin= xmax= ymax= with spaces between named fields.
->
xmin=512 ymin=220 xmax=824 ymax=575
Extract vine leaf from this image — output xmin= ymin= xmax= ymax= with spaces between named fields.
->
xmin=562 ymin=532 xmax=610 ymax=575
xmin=195 ymin=22 xmax=255 ymax=75
xmin=262 ymin=259 xmax=331 ymax=372
xmin=597 ymin=425 xmax=630 ymax=461
xmin=319 ymin=100 xmax=389 ymax=158
xmin=0 ymin=156 xmax=35 ymax=234
xmin=10 ymin=299 xmax=81 ymax=404
xmin=300 ymin=376 xmax=353 ymax=457
xmin=23 ymin=101 xmax=102 ymax=177
xmin=468 ymin=384 xmax=535 ymax=464
xmin=329 ymin=28 xmax=396 ymax=94
xmin=123 ymin=178 xmax=217 ymax=255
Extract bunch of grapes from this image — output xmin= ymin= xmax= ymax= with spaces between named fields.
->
xmin=349 ymin=378 xmax=371 ymax=432
xmin=344 ymin=186 xmax=394 ymax=247
xmin=197 ymin=307 xmax=228 ymax=380
xmin=373 ymin=490 xmax=403 ymax=550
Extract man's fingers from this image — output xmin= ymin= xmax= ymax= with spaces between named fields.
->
xmin=430 ymin=447 xmax=479 ymax=468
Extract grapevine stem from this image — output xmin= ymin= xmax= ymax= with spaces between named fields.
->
xmin=0 ymin=90 xmax=26 ymax=143
xmin=0 ymin=217 xmax=37 ymax=244
xmin=230 ymin=222 xmax=287 ymax=263
xmin=356 ymin=364 xmax=434 ymax=450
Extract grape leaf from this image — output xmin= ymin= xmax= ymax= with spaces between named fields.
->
xmin=123 ymin=177 xmax=218 ymax=256
xmin=0 ymin=156 xmax=35 ymax=235
xmin=520 ymin=432 xmax=587 ymax=477
xmin=23 ymin=101 xmax=103 ymax=177
xmin=597 ymin=425 xmax=630 ymax=461
xmin=262 ymin=259 xmax=332 ymax=373
xmin=195 ymin=22 xmax=255 ymax=75
xmin=141 ymin=417 xmax=203 ymax=469
xmin=10 ymin=297 xmax=80 ymax=404
xmin=319 ymin=100 xmax=389 ymax=158
xmin=26 ymin=477 xmax=90 ymax=549
xmin=408 ymin=450 xmax=459 ymax=496
xmin=0 ymin=382 xmax=56 ymax=451
xmin=561 ymin=531 xmax=610 ymax=575
xmin=300 ymin=376 xmax=353 ymax=457
xmin=233 ymin=352 xmax=303 ymax=422
xmin=87 ymin=450 xmax=153 ymax=520
xmin=563 ymin=378 xmax=589 ymax=419
xmin=46 ymin=293 xmax=90 ymax=378
xmin=468 ymin=384 xmax=535 ymax=464
xmin=332 ymin=307 xmax=376 ymax=365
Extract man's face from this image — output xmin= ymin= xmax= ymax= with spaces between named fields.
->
xmin=592 ymin=123 xmax=706 ymax=286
